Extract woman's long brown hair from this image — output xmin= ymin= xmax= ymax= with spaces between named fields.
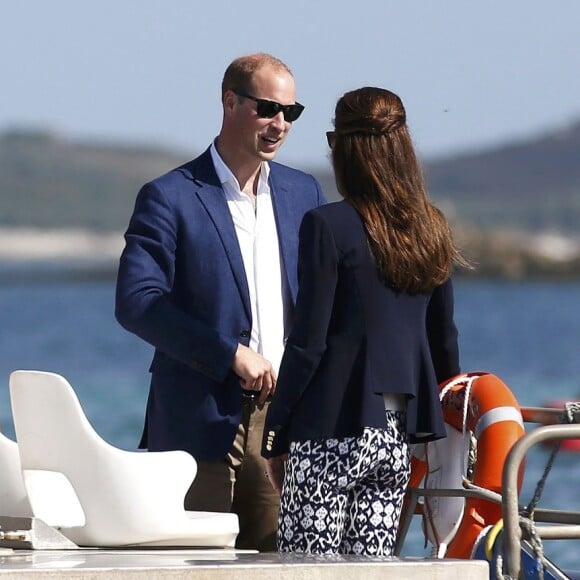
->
xmin=331 ymin=87 xmax=468 ymax=293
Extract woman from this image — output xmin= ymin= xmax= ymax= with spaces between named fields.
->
xmin=261 ymin=87 xmax=467 ymax=556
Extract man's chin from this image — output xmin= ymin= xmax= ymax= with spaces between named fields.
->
xmin=259 ymin=137 xmax=285 ymax=159
xmin=257 ymin=149 xmax=278 ymax=162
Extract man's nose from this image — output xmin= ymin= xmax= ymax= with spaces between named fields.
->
xmin=270 ymin=110 xmax=287 ymax=129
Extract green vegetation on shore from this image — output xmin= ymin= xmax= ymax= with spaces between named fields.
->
xmin=1 ymin=122 xmax=579 ymax=279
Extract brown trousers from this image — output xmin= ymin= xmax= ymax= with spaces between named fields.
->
xmin=184 ymin=399 xmax=279 ymax=551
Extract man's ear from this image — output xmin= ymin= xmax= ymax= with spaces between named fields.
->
xmin=223 ymin=90 xmax=237 ymax=113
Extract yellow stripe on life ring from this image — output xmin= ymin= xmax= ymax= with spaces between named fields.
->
xmin=484 ymin=518 xmax=504 ymax=560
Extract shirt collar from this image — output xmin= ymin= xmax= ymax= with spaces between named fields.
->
xmin=210 ymin=140 xmax=270 ymax=192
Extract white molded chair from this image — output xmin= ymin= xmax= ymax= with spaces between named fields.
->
xmin=9 ymin=370 xmax=239 ymax=548
xmin=0 ymin=427 xmax=33 ymax=517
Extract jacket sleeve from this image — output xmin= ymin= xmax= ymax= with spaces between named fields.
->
xmin=426 ymin=278 xmax=460 ymax=384
xmin=262 ymin=210 xmax=338 ymax=458
xmin=114 ymin=181 xmax=238 ymax=382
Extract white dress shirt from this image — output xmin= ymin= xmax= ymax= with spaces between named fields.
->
xmin=210 ymin=142 xmax=289 ymax=374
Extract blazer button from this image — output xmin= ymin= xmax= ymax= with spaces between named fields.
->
xmin=266 ymin=444 xmax=272 ymax=451
xmin=240 ymin=330 xmax=250 ymax=338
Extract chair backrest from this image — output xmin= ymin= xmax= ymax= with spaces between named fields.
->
xmin=9 ymin=370 xmax=198 ymax=545
xmin=0 ymin=428 xmax=33 ymax=517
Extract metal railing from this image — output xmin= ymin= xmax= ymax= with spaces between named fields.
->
xmin=395 ymin=485 xmax=500 ymax=557
xmin=502 ymin=421 xmax=580 ymax=578
xmin=396 ymin=406 xmax=580 ymax=579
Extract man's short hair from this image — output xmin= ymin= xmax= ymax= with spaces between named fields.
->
xmin=221 ymin=53 xmax=293 ymax=100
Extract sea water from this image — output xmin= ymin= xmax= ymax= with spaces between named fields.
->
xmin=0 ymin=277 xmax=579 ymax=569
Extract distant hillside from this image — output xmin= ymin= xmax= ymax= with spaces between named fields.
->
xmin=423 ymin=120 xmax=580 ymax=231
xmin=0 ymin=129 xmax=188 ymax=231
xmin=1 ymin=121 xmax=579 ymax=232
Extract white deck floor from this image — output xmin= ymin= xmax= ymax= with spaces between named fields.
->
xmin=0 ymin=548 xmax=489 ymax=579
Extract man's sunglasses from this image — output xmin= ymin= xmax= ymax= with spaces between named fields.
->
xmin=233 ymin=90 xmax=304 ymax=122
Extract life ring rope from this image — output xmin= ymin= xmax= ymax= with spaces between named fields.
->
xmin=439 ymin=372 xmax=479 ymax=435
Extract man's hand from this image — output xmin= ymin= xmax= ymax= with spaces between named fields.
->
xmin=232 ymin=344 xmax=277 ymax=403
xmin=264 ymin=455 xmax=287 ymax=495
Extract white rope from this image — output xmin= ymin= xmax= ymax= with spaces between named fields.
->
xmin=439 ymin=373 xmax=479 ymax=435
xmin=564 ymin=401 xmax=580 ymax=423
xmin=439 ymin=373 xmax=479 ymax=475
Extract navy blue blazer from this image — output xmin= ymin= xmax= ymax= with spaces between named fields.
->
xmin=115 ymin=147 xmax=325 ymax=460
xmin=262 ymin=201 xmax=460 ymax=458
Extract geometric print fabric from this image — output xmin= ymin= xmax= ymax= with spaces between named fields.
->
xmin=278 ymin=410 xmax=410 ymax=555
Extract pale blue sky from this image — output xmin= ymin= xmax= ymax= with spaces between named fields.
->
xmin=2 ymin=0 xmax=579 ymax=168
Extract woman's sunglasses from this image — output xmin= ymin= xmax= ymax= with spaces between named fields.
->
xmin=233 ymin=90 xmax=304 ymax=123
xmin=326 ymin=131 xmax=336 ymax=148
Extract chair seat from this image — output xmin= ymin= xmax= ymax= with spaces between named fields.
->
xmin=123 ymin=512 xmax=239 ymax=548
xmin=64 ymin=510 xmax=239 ymax=548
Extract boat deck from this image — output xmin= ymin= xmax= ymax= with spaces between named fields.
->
xmin=0 ymin=548 xmax=488 ymax=579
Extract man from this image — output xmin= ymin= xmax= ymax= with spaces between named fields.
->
xmin=115 ymin=53 xmax=325 ymax=551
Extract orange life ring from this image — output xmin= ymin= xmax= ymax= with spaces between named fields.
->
xmin=408 ymin=372 xmax=526 ymax=559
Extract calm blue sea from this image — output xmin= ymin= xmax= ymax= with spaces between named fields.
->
xmin=0 ymin=278 xmax=579 ymax=569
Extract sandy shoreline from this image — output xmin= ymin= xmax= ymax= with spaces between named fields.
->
xmin=1 ymin=227 xmax=579 ymax=282
xmin=0 ymin=228 xmax=124 ymax=263
xmin=2 ymin=227 xmax=580 ymax=262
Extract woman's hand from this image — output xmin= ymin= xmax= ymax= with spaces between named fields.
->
xmin=264 ymin=455 xmax=287 ymax=495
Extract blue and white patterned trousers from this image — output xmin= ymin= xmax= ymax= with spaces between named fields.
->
xmin=278 ymin=411 xmax=410 ymax=555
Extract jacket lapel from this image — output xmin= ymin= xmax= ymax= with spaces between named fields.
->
xmin=180 ymin=150 xmax=252 ymax=320
xmin=269 ymin=167 xmax=300 ymax=303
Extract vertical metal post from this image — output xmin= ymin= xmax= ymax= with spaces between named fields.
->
xmin=501 ymin=424 xmax=580 ymax=578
